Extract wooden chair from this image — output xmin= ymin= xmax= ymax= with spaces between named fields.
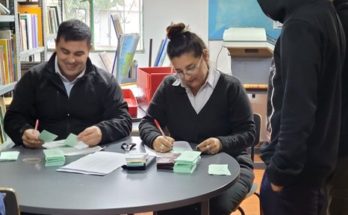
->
xmin=0 ymin=187 xmax=20 ymax=215
xmin=236 ymin=113 xmax=263 ymax=215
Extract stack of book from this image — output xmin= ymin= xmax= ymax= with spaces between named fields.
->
xmin=156 ymin=153 xmax=180 ymax=170
xmin=125 ymin=153 xmax=148 ymax=169
xmin=43 ymin=149 xmax=65 ymax=167
xmin=173 ymin=151 xmax=201 ymax=174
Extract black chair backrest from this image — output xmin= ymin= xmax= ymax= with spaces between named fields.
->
xmin=251 ymin=113 xmax=261 ymax=162
xmin=0 ymin=187 xmax=20 ymax=215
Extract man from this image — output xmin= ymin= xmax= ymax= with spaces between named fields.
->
xmin=4 ymin=19 xmax=132 ymax=147
xmin=328 ymin=1 xmax=348 ymax=214
xmin=256 ymin=0 xmax=345 ymax=214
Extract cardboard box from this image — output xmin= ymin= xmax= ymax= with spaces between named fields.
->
xmin=137 ymin=67 xmax=173 ymax=103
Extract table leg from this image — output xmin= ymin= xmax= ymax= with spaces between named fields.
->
xmin=200 ymin=199 xmax=210 ymax=215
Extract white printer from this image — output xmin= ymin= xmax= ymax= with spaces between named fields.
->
xmin=223 ymin=27 xmax=274 ymax=58
xmin=223 ymin=27 xmax=276 ymax=143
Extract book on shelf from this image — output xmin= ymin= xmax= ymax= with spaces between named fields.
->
xmin=99 ymin=51 xmax=113 ymax=73
xmin=18 ymin=4 xmax=43 ymax=47
xmin=0 ymin=0 xmax=8 ymax=8
xmin=0 ymin=96 xmax=7 ymax=144
xmin=154 ymin=37 xmax=169 ymax=67
xmin=112 ymin=33 xmax=140 ymax=84
xmin=0 ymin=2 xmax=10 ymax=15
xmin=0 ymin=38 xmax=15 ymax=84
xmin=19 ymin=13 xmax=39 ymax=51
xmin=47 ymin=5 xmax=60 ymax=36
xmin=110 ymin=14 xmax=123 ymax=40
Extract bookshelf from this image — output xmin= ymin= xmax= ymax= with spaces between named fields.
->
xmin=0 ymin=2 xmax=15 ymax=95
xmin=0 ymin=0 xmax=47 ymax=147
xmin=16 ymin=0 xmax=47 ymax=64
xmin=0 ymin=0 xmax=47 ymax=95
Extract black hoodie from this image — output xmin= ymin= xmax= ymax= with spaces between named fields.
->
xmin=334 ymin=0 xmax=348 ymax=157
xmin=257 ymin=0 xmax=346 ymax=187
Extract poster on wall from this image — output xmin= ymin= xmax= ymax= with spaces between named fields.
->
xmin=208 ymin=0 xmax=281 ymax=42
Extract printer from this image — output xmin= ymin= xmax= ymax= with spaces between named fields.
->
xmin=223 ymin=27 xmax=276 ymax=143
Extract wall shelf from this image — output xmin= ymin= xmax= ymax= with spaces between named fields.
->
xmin=19 ymin=47 xmax=45 ymax=60
xmin=0 ymin=82 xmax=17 ymax=95
xmin=0 ymin=15 xmax=15 ymax=22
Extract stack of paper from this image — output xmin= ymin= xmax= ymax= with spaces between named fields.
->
xmin=173 ymin=151 xmax=201 ymax=174
xmin=57 ymin=151 xmax=125 ymax=175
xmin=43 ymin=149 xmax=65 ymax=167
xmin=0 ymin=151 xmax=20 ymax=161
xmin=156 ymin=153 xmax=180 ymax=170
xmin=125 ymin=153 xmax=148 ymax=167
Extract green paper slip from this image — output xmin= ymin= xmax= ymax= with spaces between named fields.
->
xmin=173 ymin=163 xmax=197 ymax=174
xmin=208 ymin=164 xmax=231 ymax=176
xmin=39 ymin=130 xmax=58 ymax=142
xmin=0 ymin=151 xmax=20 ymax=161
xmin=64 ymin=133 xmax=78 ymax=147
xmin=43 ymin=149 xmax=65 ymax=160
xmin=172 ymin=141 xmax=192 ymax=153
xmin=44 ymin=149 xmax=65 ymax=167
xmin=45 ymin=160 xmax=65 ymax=167
xmin=175 ymin=151 xmax=201 ymax=164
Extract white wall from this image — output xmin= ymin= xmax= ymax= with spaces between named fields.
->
xmin=136 ymin=0 xmax=230 ymax=75
xmin=90 ymin=0 xmax=231 ymax=75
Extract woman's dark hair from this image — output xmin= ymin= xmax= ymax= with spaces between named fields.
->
xmin=166 ymin=23 xmax=206 ymax=59
xmin=56 ymin=19 xmax=91 ymax=45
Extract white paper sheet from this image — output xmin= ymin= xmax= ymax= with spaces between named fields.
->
xmin=57 ymin=151 xmax=125 ymax=175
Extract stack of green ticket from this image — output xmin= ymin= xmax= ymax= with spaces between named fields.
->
xmin=173 ymin=151 xmax=201 ymax=174
xmin=43 ymin=149 xmax=65 ymax=167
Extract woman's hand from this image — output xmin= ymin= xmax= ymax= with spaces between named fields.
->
xmin=153 ymin=136 xmax=175 ymax=153
xmin=196 ymin=137 xmax=222 ymax=154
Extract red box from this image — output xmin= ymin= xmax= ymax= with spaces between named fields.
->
xmin=137 ymin=67 xmax=173 ymax=103
xmin=122 ymin=89 xmax=138 ymax=117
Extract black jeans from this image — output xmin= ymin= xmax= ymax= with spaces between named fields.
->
xmin=260 ymin=170 xmax=327 ymax=215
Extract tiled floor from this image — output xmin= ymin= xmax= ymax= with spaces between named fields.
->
xmin=135 ymin=168 xmax=265 ymax=215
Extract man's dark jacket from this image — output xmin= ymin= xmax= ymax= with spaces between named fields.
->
xmin=4 ymin=53 xmax=132 ymax=145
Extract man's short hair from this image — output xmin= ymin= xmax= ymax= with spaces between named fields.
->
xmin=56 ymin=19 xmax=91 ymax=45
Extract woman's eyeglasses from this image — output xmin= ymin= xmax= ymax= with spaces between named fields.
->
xmin=174 ymin=56 xmax=203 ymax=79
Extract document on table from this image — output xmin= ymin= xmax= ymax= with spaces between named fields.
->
xmin=43 ymin=140 xmax=96 ymax=156
xmin=57 ymin=151 xmax=125 ymax=175
xmin=145 ymin=141 xmax=193 ymax=157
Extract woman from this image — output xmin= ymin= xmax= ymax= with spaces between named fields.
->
xmin=139 ymin=23 xmax=255 ymax=215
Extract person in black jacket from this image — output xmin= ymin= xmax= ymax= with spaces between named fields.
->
xmin=4 ymin=19 xmax=132 ymax=148
xmin=327 ymin=1 xmax=348 ymax=214
xmin=256 ymin=0 xmax=345 ymax=214
xmin=139 ymin=23 xmax=255 ymax=215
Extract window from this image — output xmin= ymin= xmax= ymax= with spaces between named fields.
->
xmin=46 ymin=0 xmax=144 ymax=51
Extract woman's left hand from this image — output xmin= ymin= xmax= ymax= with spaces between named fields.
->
xmin=196 ymin=137 xmax=222 ymax=154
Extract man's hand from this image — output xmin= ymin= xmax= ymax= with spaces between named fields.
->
xmin=271 ymin=183 xmax=284 ymax=192
xmin=153 ymin=136 xmax=175 ymax=153
xmin=22 ymin=129 xmax=43 ymax=148
xmin=77 ymin=126 xmax=102 ymax=146
xmin=196 ymin=137 xmax=222 ymax=154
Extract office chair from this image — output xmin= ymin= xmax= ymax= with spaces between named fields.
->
xmin=236 ymin=113 xmax=263 ymax=215
xmin=0 ymin=187 xmax=20 ymax=215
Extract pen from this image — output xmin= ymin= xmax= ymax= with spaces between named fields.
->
xmin=154 ymin=119 xmax=165 ymax=136
xmin=34 ymin=119 xmax=39 ymax=131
